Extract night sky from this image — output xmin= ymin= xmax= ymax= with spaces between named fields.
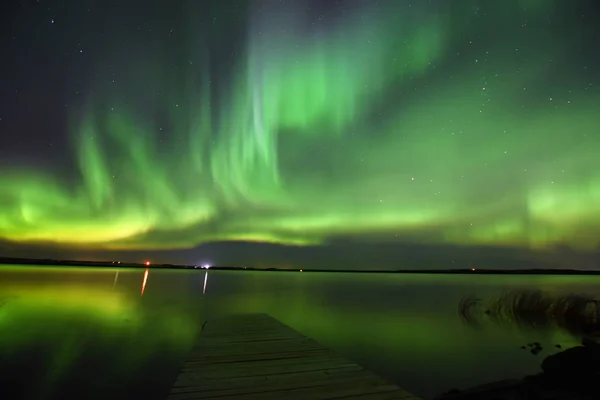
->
xmin=1 ymin=0 xmax=600 ymax=269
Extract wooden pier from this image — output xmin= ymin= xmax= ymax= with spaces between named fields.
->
xmin=167 ymin=313 xmax=422 ymax=400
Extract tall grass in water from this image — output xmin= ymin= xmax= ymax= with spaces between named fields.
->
xmin=458 ymin=289 xmax=600 ymax=336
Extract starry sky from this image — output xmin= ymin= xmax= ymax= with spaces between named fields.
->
xmin=1 ymin=0 xmax=600 ymax=268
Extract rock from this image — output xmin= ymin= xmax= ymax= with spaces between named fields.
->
xmin=523 ymin=374 xmax=541 ymax=382
xmin=582 ymin=336 xmax=600 ymax=350
xmin=438 ymin=339 xmax=600 ymax=400
xmin=541 ymin=345 xmax=600 ymax=377
xmin=443 ymin=388 xmax=461 ymax=395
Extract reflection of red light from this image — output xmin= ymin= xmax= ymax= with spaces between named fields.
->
xmin=145 ymin=261 xmax=150 ymax=266
xmin=141 ymin=268 xmax=149 ymax=295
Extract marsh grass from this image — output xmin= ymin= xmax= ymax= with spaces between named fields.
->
xmin=458 ymin=295 xmax=482 ymax=325
xmin=458 ymin=289 xmax=600 ymax=336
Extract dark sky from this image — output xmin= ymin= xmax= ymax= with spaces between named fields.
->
xmin=1 ymin=0 xmax=600 ymax=269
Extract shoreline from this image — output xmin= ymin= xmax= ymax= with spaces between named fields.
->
xmin=1 ymin=257 xmax=599 ymax=275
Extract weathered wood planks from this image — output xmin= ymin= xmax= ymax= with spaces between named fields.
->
xmin=167 ymin=313 xmax=422 ymax=400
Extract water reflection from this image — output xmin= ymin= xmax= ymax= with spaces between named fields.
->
xmin=112 ymin=270 xmax=119 ymax=288
xmin=200 ymin=272 xmax=600 ymax=399
xmin=2 ymin=267 xmax=600 ymax=400
xmin=141 ymin=268 xmax=149 ymax=296
xmin=0 ymin=266 xmax=201 ymax=400
xmin=458 ymin=289 xmax=600 ymax=338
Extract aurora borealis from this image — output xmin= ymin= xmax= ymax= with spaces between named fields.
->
xmin=1 ymin=0 xmax=600 ymax=256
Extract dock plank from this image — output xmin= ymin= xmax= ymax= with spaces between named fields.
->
xmin=167 ymin=314 xmax=421 ymax=400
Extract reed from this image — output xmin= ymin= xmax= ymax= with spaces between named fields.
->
xmin=458 ymin=289 xmax=600 ymax=336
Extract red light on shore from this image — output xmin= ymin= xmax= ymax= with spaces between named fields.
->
xmin=472 ymin=268 xmax=476 ymax=271
xmin=145 ymin=261 xmax=151 ymax=266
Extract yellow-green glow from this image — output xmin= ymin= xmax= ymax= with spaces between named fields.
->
xmin=0 ymin=283 xmax=197 ymax=335
xmin=0 ymin=269 xmax=200 ymax=399
xmin=0 ymin=286 xmax=134 ymax=320
xmin=1 ymin=1 xmax=599 ymax=251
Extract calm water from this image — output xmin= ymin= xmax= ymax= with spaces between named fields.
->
xmin=1 ymin=266 xmax=599 ymax=400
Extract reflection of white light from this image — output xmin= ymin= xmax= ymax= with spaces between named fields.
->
xmin=203 ymin=271 xmax=208 ymax=294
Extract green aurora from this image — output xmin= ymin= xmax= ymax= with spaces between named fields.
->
xmin=1 ymin=0 xmax=599 ymax=251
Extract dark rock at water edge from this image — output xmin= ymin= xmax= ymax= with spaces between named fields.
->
xmin=435 ymin=338 xmax=600 ymax=400
xmin=542 ymin=339 xmax=600 ymax=378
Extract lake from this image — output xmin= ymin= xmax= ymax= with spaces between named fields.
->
xmin=1 ymin=265 xmax=598 ymax=400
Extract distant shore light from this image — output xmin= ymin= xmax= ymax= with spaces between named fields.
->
xmin=202 ymin=264 xmax=211 ymax=269
xmin=145 ymin=261 xmax=151 ymax=266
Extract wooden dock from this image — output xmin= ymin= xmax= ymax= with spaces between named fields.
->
xmin=167 ymin=313 xmax=422 ymax=400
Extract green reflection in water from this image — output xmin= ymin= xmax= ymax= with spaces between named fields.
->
xmin=2 ymin=267 xmax=600 ymax=400
xmin=0 ymin=267 xmax=201 ymax=400
xmin=202 ymin=271 xmax=594 ymax=398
